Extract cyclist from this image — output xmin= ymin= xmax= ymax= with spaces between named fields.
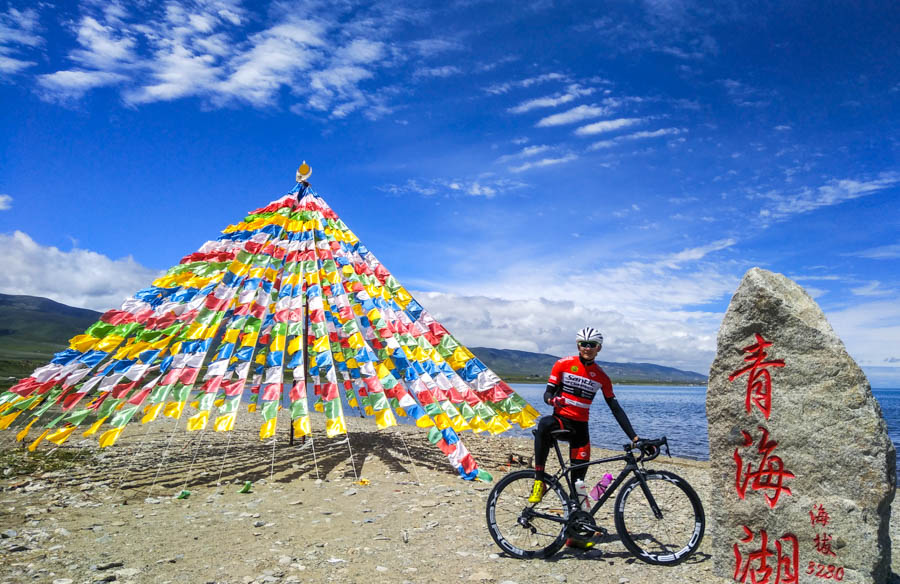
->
xmin=530 ymin=326 xmax=640 ymax=547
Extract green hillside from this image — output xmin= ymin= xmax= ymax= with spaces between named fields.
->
xmin=0 ymin=293 xmax=101 ymax=384
xmin=469 ymin=346 xmax=708 ymax=385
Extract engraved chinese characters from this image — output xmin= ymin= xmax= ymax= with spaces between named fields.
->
xmin=707 ymin=268 xmax=895 ymax=584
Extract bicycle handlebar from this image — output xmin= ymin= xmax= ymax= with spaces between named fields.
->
xmin=623 ymin=437 xmax=670 ymax=462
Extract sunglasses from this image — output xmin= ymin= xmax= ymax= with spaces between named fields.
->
xmin=578 ymin=341 xmax=600 ymax=348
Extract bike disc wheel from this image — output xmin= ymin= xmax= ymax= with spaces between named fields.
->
xmin=613 ymin=470 xmax=705 ymax=565
xmin=485 ymin=469 xmax=570 ymax=559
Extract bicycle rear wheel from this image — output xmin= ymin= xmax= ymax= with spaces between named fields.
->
xmin=613 ymin=470 xmax=705 ymax=565
xmin=485 ymin=469 xmax=570 ymax=559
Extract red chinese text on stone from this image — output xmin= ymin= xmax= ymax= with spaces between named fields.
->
xmin=809 ymin=504 xmax=831 ymax=527
xmin=814 ymin=533 xmax=838 ymax=557
xmin=734 ymin=426 xmax=795 ymax=508
xmin=729 ymin=333 xmax=785 ymax=419
xmin=734 ymin=526 xmax=799 ymax=584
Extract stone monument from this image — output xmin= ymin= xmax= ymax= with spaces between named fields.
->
xmin=707 ymin=268 xmax=896 ymax=583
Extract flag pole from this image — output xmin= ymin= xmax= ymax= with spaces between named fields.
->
xmin=290 ymin=162 xmax=312 ymax=446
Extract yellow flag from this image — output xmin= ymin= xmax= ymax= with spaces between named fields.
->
xmin=433 ymin=412 xmax=451 ymax=430
xmin=259 ymin=417 xmax=277 ymax=440
xmin=214 ymin=412 xmax=236 ymax=432
xmin=69 ymin=334 xmax=98 ymax=352
xmin=292 ymin=416 xmax=310 ymax=437
xmin=98 ymin=427 xmax=124 ymax=448
xmin=46 ymin=426 xmax=78 ymax=446
xmin=487 ymin=415 xmax=512 ymax=435
xmin=0 ymin=409 xmax=23 ymax=430
xmin=415 ymin=415 xmax=435 ymax=429
xmin=186 ymin=410 xmax=209 ymax=431
xmin=325 ymin=416 xmax=346 ymax=437
xmin=450 ymin=415 xmax=472 ymax=433
xmin=14 ymin=416 xmax=37 ymax=441
xmin=469 ymin=416 xmax=489 ymax=433
xmin=374 ymin=408 xmax=397 ymax=429
xmin=82 ymin=416 xmax=109 ymax=437
xmin=95 ymin=335 xmax=125 ymax=352
xmin=163 ymin=401 xmax=185 ymax=419
xmin=141 ymin=403 xmax=164 ymax=424
xmin=27 ymin=429 xmax=51 ymax=452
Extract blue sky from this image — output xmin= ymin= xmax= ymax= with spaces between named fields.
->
xmin=0 ymin=0 xmax=898 ymax=384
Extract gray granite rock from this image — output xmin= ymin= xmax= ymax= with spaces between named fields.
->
xmin=707 ymin=268 xmax=896 ymax=583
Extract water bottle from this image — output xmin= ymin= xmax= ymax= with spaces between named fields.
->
xmin=574 ymin=479 xmax=591 ymax=511
xmin=589 ymin=473 xmax=614 ymax=501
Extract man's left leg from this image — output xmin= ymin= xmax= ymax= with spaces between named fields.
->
xmin=566 ymin=427 xmax=596 ymax=549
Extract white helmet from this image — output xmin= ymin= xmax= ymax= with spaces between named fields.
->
xmin=576 ymin=327 xmax=603 ymax=344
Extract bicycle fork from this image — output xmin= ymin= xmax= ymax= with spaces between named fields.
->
xmin=633 ymin=470 xmax=665 ymax=519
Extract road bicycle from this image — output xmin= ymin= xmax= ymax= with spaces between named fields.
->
xmin=485 ymin=430 xmax=705 ymax=564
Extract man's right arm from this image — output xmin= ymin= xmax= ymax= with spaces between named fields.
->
xmin=543 ymin=383 xmax=559 ymax=405
xmin=543 ymin=360 xmax=563 ymax=405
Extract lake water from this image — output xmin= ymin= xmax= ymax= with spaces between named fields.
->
xmin=505 ymin=384 xmax=900 ymax=467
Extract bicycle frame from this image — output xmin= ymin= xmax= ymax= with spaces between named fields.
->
xmin=544 ymin=436 xmax=664 ymax=520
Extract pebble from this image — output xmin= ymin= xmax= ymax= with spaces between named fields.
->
xmin=52 ymin=579 xmax=74 ymax=584
xmin=96 ymin=561 xmax=124 ymax=571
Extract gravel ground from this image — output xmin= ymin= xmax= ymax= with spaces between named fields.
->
xmin=0 ymin=410 xmax=897 ymax=584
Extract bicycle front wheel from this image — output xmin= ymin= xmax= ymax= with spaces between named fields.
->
xmin=485 ymin=469 xmax=570 ymax=559
xmin=613 ymin=470 xmax=705 ymax=565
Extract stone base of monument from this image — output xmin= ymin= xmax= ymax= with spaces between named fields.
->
xmin=707 ymin=268 xmax=896 ymax=584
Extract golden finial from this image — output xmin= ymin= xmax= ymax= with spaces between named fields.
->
xmin=296 ymin=161 xmax=312 ymax=183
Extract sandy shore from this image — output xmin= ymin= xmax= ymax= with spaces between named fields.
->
xmin=0 ymin=410 xmax=897 ymax=584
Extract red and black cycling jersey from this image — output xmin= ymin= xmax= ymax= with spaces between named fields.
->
xmin=546 ymin=355 xmax=615 ymax=422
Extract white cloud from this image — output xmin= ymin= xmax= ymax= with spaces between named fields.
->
xmin=848 ymin=243 xmax=900 ymax=260
xmin=535 ymin=104 xmax=608 ymax=127
xmin=508 ymin=84 xmax=594 ymax=114
xmin=0 ymin=231 xmax=162 ymax=312
xmin=379 ymin=176 xmax=527 ymax=198
xmin=413 ymin=65 xmax=462 ymax=78
xmin=758 ymin=172 xmax=900 ymax=220
xmin=588 ymin=127 xmax=682 ymax=149
xmin=0 ymin=194 xmax=11 ymax=210
xmin=0 ymin=6 xmax=42 ymax=74
xmin=851 ymin=281 xmax=892 ymax=297
xmin=575 ymin=117 xmax=644 ymax=136
xmin=28 ymin=3 xmax=402 ymax=120
xmin=37 ymin=70 xmax=128 ymax=101
xmin=483 ymin=72 xmax=568 ymax=95
xmin=410 ymin=239 xmax=742 ymax=372
xmin=409 ymin=38 xmax=464 ymax=57
xmin=69 ymin=15 xmax=138 ymax=70
xmin=828 ymin=299 xmax=900 ymax=385
xmin=495 ymin=144 xmax=551 ymax=164
xmin=509 ymin=153 xmax=578 ymax=173
xmin=217 ymin=21 xmax=324 ymax=107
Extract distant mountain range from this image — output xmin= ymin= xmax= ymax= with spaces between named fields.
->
xmin=0 ymin=293 xmax=708 ymax=386
xmin=469 ymin=346 xmax=707 ymax=385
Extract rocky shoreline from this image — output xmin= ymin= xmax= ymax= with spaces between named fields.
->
xmin=0 ymin=411 xmax=897 ymax=584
